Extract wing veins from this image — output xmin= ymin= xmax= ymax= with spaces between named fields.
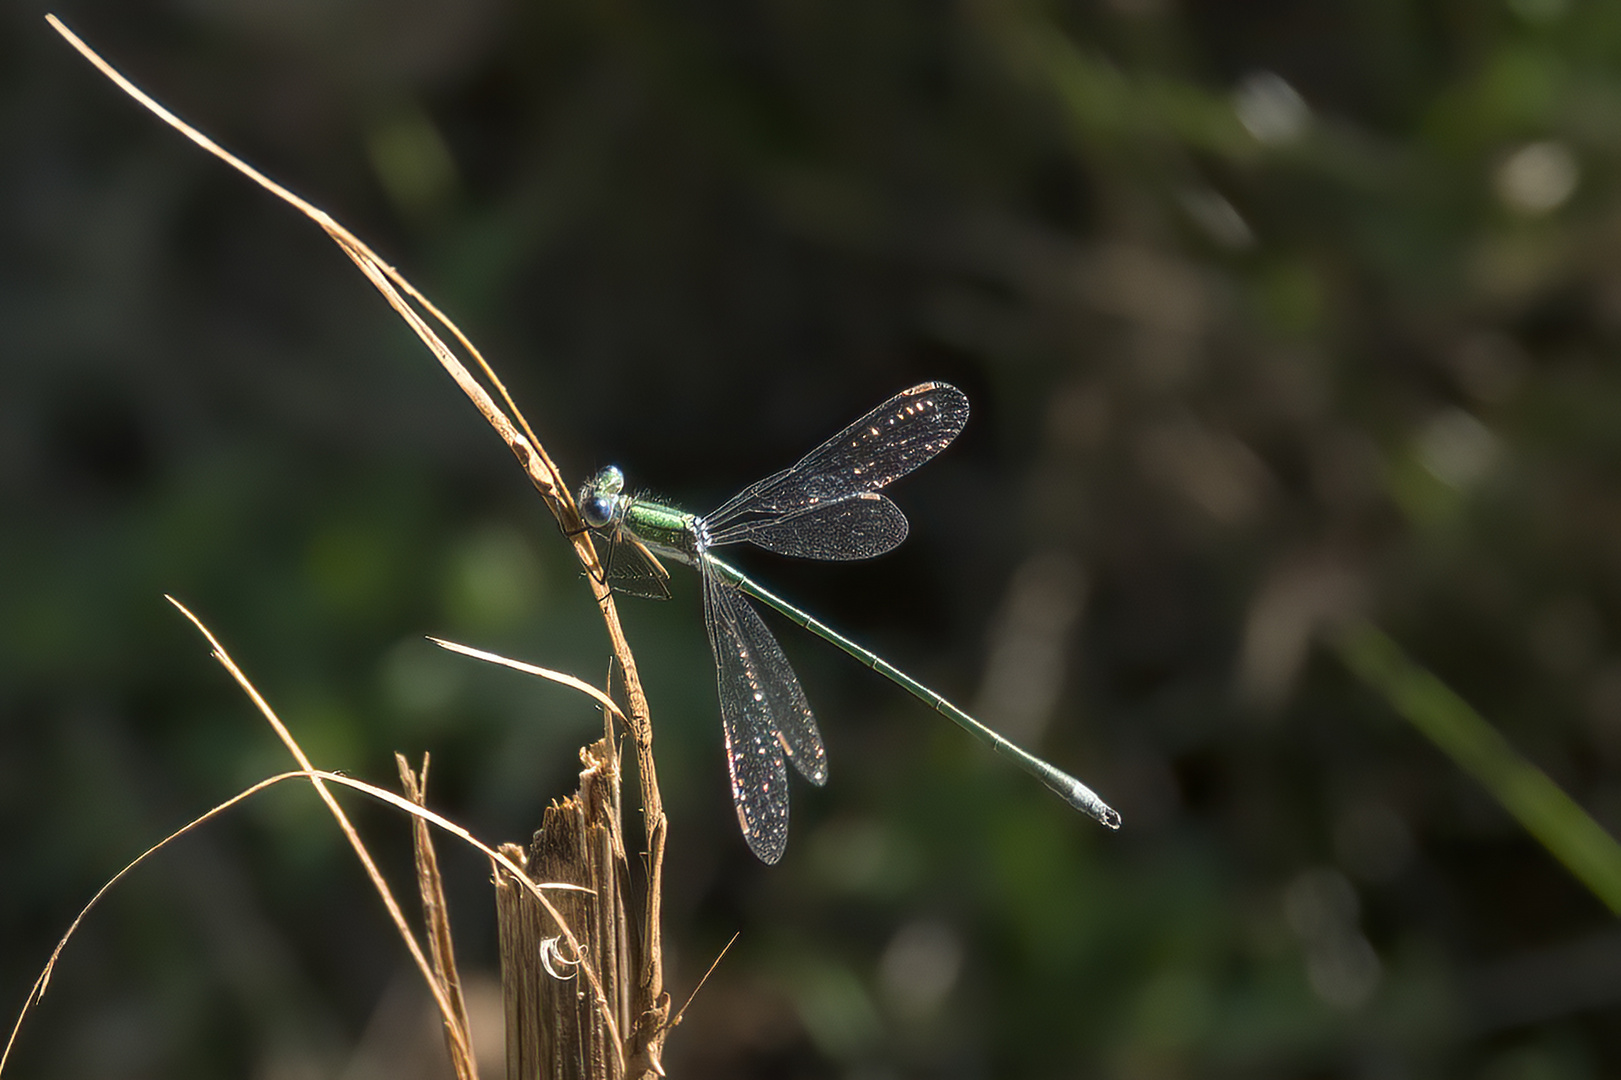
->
xmin=706 ymin=492 xmax=910 ymax=560
xmin=706 ymin=383 xmax=968 ymax=528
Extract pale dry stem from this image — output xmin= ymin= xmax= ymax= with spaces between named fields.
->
xmin=399 ymin=754 xmax=477 ymax=1080
xmin=165 ymin=597 xmax=628 ymax=1061
xmin=427 ymin=638 xmax=630 ymax=731
xmin=47 ymin=13 xmax=672 ymax=1060
xmin=0 ymin=766 xmax=597 ymax=1079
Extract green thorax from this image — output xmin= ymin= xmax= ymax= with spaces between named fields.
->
xmin=621 ymin=497 xmax=703 ymax=564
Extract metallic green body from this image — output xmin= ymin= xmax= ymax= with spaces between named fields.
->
xmin=620 ymin=499 xmax=701 ymax=565
xmin=589 ymin=477 xmax=1119 ymax=830
xmin=573 ymin=381 xmax=1119 ymax=859
xmin=600 ymin=479 xmax=1121 ymax=829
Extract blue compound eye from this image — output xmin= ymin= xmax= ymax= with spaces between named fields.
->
xmin=581 ymin=493 xmax=617 ymax=529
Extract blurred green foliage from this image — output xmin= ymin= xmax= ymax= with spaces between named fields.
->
xmin=6 ymin=0 xmax=1621 ymax=1076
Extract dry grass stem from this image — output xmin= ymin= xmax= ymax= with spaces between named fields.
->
xmin=399 ymin=754 xmax=478 ymax=1080
xmin=160 ymin=595 xmax=476 ymax=1066
xmin=49 ymin=16 xmax=674 ymax=1066
xmin=667 ymin=932 xmax=740 ymax=1032
xmin=427 ymin=638 xmax=630 ymax=731
xmin=1 ymin=766 xmax=595 ymax=1079
xmin=41 ymin=13 xmax=664 ymax=860
xmin=162 ymin=597 xmax=625 ymax=1064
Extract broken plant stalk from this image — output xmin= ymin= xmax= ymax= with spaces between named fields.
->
xmin=47 ymin=15 xmax=674 ymax=1077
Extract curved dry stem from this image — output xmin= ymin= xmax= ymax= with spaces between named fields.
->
xmin=163 ymin=598 xmax=626 ymax=1068
xmin=48 ymin=17 xmax=671 ymax=1054
xmin=0 ymin=768 xmax=596 ymax=1079
xmin=160 ymin=595 xmax=476 ymax=1064
xmin=2 ymin=771 xmax=284 ymax=1077
xmin=427 ymin=637 xmax=629 ymax=730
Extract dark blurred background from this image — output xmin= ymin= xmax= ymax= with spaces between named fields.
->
xmin=6 ymin=0 xmax=1621 ymax=1076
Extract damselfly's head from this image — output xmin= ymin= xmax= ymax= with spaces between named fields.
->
xmin=578 ymin=465 xmax=627 ymax=529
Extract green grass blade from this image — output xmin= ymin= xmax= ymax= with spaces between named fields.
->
xmin=1337 ymin=622 xmax=1621 ymax=915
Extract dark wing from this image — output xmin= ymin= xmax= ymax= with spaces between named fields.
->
xmin=706 ymin=492 xmax=909 ymax=560
xmin=702 ymin=566 xmax=828 ymax=863
xmin=706 ymin=383 xmax=968 ymax=527
xmin=600 ymin=534 xmax=672 ymax=600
